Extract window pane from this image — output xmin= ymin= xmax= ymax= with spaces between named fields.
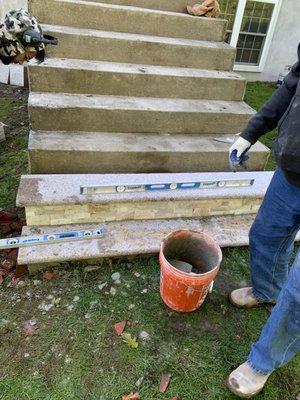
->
xmin=219 ymin=0 xmax=239 ymax=33
xmin=236 ymin=0 xmax=274 ymax=66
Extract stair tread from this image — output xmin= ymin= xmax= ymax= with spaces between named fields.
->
xmin=20 ymin=214 xmax=300 ymax=267
xmin=42 ymin=24 xmax=232 ymax=48
xmin=32 ymin=58 xmax=244 ymax=81
xmin=29 ymin=131 xmax=269 ymax=153
xmin=50 ymin=0 xmax=225 ymax=20
xmin=29 ymin=92 xmax=255 ymax=115
xmin=34 ymin=0 xmax=226 ymax=41
xmin=17 ymin=171 xmax=273 ymax=206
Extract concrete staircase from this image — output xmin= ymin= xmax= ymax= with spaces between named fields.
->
xmin=17 ymin=0 xmax=271 ymax=270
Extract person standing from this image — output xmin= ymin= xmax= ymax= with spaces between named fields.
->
xmin=226 ymin=43 xmax=300 ymax=398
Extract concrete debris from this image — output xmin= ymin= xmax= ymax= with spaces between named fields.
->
xmin=139 ymin=331 xmax=150 ymax=341
xmin=38 ymin=303 xmax=54 ymax=312
xmin=111 ymin=272 xmax=121 ymax=281
xmin=98 ymin=282 xmax=107 ymax=291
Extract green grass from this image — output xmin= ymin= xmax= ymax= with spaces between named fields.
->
xmin=0 ymin=82 xmax=299 ymax=399
xmin=244 ymin=82 xmax=277 ymax=170
xmin=0 ymin=84 xmax=29 ymax=212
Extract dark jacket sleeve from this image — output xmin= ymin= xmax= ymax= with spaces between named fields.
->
xmin=240 ymin=44 xmax=300 ymax=145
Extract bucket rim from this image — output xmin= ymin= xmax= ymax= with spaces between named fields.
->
xmin=160 ymin=229 xmax=223 ymax=278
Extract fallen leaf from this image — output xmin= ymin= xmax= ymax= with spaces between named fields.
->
xmin=23 ymin=322 xmax=38 ymax=336
xmin=159 ymin=373 xmax=172 ymax=393
xmin=122 ymin=333 xmax=139 ymax=349
xmin=171 ymin=397 xmax=179 ymax=400
xmin=14 ymin=265 xmax=28 ymax=278
xmin=113 ymin=321 xmax=127 ymax=336
xmin=1 ymin=259 xmax=15 ymax=271
xmin=43 ymin=271 xmax=54 ymax=281
xmin=0 ymin=275 xmax=4 ymax=286
xmin=122 ymin=392 xmax=140 ymax=400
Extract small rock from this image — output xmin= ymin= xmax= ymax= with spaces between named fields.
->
xmin=65 ymin=356 xmax=72 ymax=364
xmin=141 ymin=289 xmax=148 ymax=294
xmin=67 ymin=304 xmax=74 ymax=311
xmin=128 ymin=304 xmax=135 ymax=310
xmin=85 ymin=313 xmax=91 ymax=319
xmin=98 ymin=282 xmax=107 ymax=291
xmin=29 ymin=319 xmax=37 ymax=326
xmin=33 ymin=280 xmax=40 ymax=286
xmin=38 ymin=303 xmax=54 ymax=312
xmin=111 ymin=272 xmax=121 ymax=281
xmin=73 ymin=296 xmax=80 ymax=302
xmin=139 ymin=331 xmax=150 ymax=341
xmin=133 ymin=271 xmax=141 ymax=278
xmin=135 ymin=376 xmax=144 ymax=387
xmin=110 ymin=287 xmax=117 ymax=296
xmin=24 ymin=353 xmax=30 ymax=358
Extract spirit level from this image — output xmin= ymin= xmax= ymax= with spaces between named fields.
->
xmin=80 ymin=179 xmax=255 ymax=195
xmin=0 ymin=227 xmax=105 ymax=250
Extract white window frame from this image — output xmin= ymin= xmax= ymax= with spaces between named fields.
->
xmin=230 ymin=0 xmax=283 ymax=72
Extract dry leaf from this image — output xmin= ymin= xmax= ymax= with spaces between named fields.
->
xmin=14 ymin=265 xmax=28 ymax=278
xmin=159 ymin=373 xmax=172 ymax=393
xmin=0 ymin=275 xmax=4 ymax=286
xmin=23 ymin=322 xmax=37 ymax=336
xmin=122 ymin=392 xmax=140 ymax=400
xmin=171 ymin=397 xmax=180 ymax=400
xmin=113 ymin=321 xmax=127 ymax=336
xmin=121 ymin=333 xmax=139 ymax=349
xmin=43 ymin=271 xmax=54 ymax=281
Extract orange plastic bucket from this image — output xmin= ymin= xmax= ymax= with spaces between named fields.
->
xmin=159 ymin=230 xmax=222 ymax=313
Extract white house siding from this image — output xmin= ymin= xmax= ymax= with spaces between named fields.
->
xmin=239 ymin=0 xmax=300 ymax=82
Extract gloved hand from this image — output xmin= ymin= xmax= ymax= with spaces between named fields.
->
xmin=229 ymin=137 xmax=252 ymax=171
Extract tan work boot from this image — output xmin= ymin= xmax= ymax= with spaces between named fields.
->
xmin=229 ymin=287 xmax=275 ymax=308
xmin=226 ymin=362 xmax=271 ymax=398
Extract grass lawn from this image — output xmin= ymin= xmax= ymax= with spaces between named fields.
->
xmin=0 ymin=82 xmax=299 ymax=400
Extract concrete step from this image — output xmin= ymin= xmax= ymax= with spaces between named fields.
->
xmin=16 ymin=214 xmax=261 ymax=272
xmin=28 ymin=131 xmax=270 ymax=174
xmin=16 ymin=215 xmax=300 ymax=272
xmin=43 ymin=25 xmax=235 ymax=70
xmin=29 ymin=58 xmax=246 ymax=101
xmin=30 ymin=0 xmax=226 ymax=41
xmin=29 ymin=93 xmax=255 ymax=134
xmin=17 ymin=171 xmax=273 ymax=227
xmin=78 ymin=0 xmax=188 ymax=12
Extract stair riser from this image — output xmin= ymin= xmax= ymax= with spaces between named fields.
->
xmin=45 ymin=31 xmax=235 ymax=70
xmin=29 ymin=107 xmax=253 ymax=135
xmin=79 ymin=0 xmax=189 ymax=12
xmin=30 ymin=0 xmax=226 ymax=41
xmin=29 ymin=66 xmax=245 ymax=101
xmin=25 ymin=198 xmax=262 ymax=226
xmin=29 ymin=149 xmax=268 ymax=174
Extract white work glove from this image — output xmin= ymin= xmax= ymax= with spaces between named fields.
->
xmin=229 ymin=137 xmax=252 ymax=171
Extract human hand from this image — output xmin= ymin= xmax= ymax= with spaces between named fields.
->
xmin=229 ymin=136 xmax=252 ymax=171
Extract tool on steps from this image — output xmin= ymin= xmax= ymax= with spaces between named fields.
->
xmin=213 ymin=137 xmax=235 ymax=144
xmin=0 ymin=227 xmax=105 ymax=250
xmin=80 ymin=178 xmax=255 ymax=195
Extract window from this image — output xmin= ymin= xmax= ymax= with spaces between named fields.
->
xmin=219 ymin=0 xmax=282 ymax=71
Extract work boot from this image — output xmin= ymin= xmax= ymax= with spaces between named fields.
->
xmin=226 ymin=362 xmax=271 ymax=398
xmin=229 ymin=287 xmax=275 ymax=308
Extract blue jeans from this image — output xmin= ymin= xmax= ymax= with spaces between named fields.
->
xmin=247 ymin=168 xmax=300 ymax=374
